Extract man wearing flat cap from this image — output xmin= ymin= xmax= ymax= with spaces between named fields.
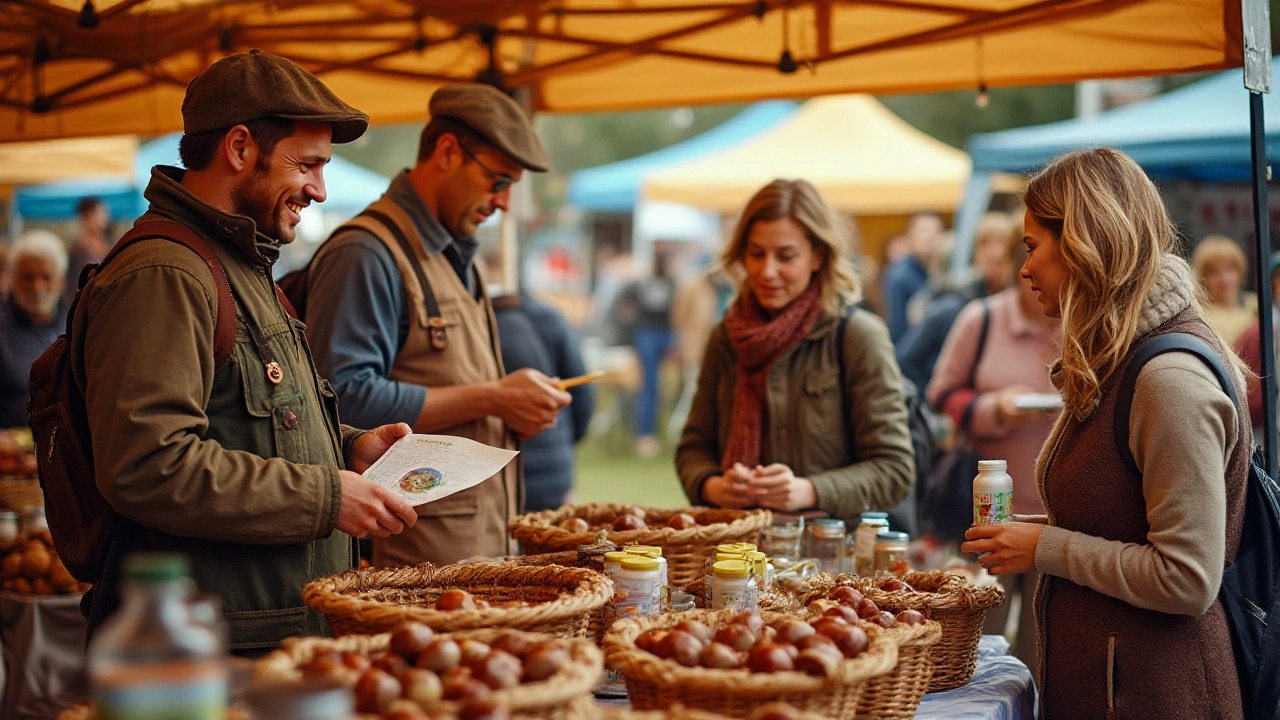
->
xmin=305 ymin=84 xmax=571 ymax=566
xmin=67 ymin=49 xmax=416 ymax=653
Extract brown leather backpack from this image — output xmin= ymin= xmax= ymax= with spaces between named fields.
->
xmin=26 ymin=221 xmax=236 ymax=583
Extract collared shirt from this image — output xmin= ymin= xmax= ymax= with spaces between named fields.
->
xmin=303 ymin=171 xmax=481 ymax=429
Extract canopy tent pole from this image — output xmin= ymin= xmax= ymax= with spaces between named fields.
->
xmin=1249 ymin=90 xmax=1276 ymax=477
xmin=1244 ymin=0 xmax=1275 ymax=477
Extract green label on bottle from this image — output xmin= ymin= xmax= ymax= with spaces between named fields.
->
xmin=974 ymin=490 xmax=1013 ymax=525
xmin=94 ymin=662 xmax=225 ymax=720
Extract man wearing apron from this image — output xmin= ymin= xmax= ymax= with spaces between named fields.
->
xmin=305 ymin=84 xmax=572 ymax=565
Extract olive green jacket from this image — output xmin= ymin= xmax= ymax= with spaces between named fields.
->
xmin=72 ymin=166 xmax=362 ymax=651
xmin=676 ymin=309 xmax=915 ymax=524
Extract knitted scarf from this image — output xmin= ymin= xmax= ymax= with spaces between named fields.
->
xmin=721 ymin=281 xmax=824 ymax=471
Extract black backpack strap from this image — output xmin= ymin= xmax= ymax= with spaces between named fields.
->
xmin=358 ymin=208 xmax=448 ymax=351
xmin=1114 ymin=333 xmax=1238 ymax=476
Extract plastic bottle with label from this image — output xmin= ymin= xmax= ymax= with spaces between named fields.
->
xmin=615 ymin=556 xmax=662 ymax=619
xmin=973 ymin=460 xmax=1013 ymax=526
xmin=88 ymin=553 xmax=226 ymax=720
xmin=852 ymin=512 xmax=889 ymax=576
xmin=711 ymin=559 xmax=754 ymax=612
xmin=625 ymin=545 xmax=668 ymax=607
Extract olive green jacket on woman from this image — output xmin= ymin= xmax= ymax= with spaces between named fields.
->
xmin=72 ymin=167 xmax=363 ymax=651
xmin=676 ymin=309 xmax=915 ymax=524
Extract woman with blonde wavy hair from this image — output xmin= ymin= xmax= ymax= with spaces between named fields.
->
xmin=962 ymin=148 xmax=1250 ymax=719
xmin=676 ymin=179 xmax=915 ymax=523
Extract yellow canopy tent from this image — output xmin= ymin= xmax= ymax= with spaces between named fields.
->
xmin=644 ymin=94 xmax=986 ymax=215
xmin=0 ymin=135 xmax=136 ymax=184
xmin=0 ymin=0 xmax=1243 ymax=142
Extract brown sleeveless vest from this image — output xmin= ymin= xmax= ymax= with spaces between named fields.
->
xmin=1036 ymin=307 xmax=1248 ymax=719
xmin=332 ymin=196 xmax=520 ymax=565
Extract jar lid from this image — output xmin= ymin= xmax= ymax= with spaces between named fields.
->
xmin=859 ymin=511 xmax=889 ymax=520
xmin=977 ymin=459 xmax=1008 ymax=472
xmin=715 ymin=544 xmax=741 ymax=553
xmin=124 ymin=552 xmax=190 ymax=582
xmin=604 ymin=551 xmax=631 ymax=563
xmin=747 ymin=551 xmax=767 ymax=574
xmin=626 ymin=545 xmax=663 ymax=557
xmin=875 ymin=531 xmax=910 ymax=543
xmin=712 ymin=559 xmax=751 ymax=579
xmin=620 ymin=556 xmax=660 ymax=572
xmin=715 ymin=552 xmax=746 ymax=563
xmin=812 ymin=518 xmax=846 ymax=528
xmin=730 ymin=543 xmax=757 ymax=552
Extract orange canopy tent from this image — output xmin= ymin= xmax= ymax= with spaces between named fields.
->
xmin=0 ymin=0 xmax=1245 ymax=142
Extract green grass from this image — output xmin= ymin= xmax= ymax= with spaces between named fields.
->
xmin=572 ymin=441 xmax=689 ymax=508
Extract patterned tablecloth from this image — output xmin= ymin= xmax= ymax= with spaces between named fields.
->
xmin=597 ymin=635 xmax=1038 ymax=719
xmin=914 ymin=635 xmax=1038 ymax=720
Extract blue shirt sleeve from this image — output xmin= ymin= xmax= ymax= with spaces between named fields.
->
xmin=304 ymin=231 xmax=427 ymax=429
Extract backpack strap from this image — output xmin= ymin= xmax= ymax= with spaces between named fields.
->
xmin=105 ymin=221 xmax=237 ymax=369
xmin=1114 ymin=333 xmax=1238 ymax=476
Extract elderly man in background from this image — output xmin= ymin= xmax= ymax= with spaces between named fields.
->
xmin=0 ymin=230 xmax=67 ymax=428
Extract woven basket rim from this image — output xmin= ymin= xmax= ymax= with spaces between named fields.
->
xmin=302 ymin=563 xmax=614 ymax=632
xmin=509 ymin=503 xmax=772 ymax=549
xmin=254 ymin=627 xmax=603 ymax=711
xmin=602 ymin=609 xmax=897 ymax=697
xmin=843 ymin=571 xmax=1006 ymax=612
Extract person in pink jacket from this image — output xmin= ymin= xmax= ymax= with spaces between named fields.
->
xmin=926 ymin=217 xmax=1059 ymax=673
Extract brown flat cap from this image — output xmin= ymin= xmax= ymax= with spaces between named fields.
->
xmin=182 ymin=49 xmax=369 ymax=144
xmin=429 ymin=84 xmax=550 ymax=172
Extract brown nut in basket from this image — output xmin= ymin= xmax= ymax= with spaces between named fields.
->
xmin=509 ymin=503 xmax=771 ymax=588
xmin=806 ymin=598 xmax=942 ymax=719
xmin=840 ymin=571 xmax=1004 ymax=692
xmin=603 ymin=609 xmax=896 ymax=719
xmin=303 ymin=563 xmax=613 ymax=638
xmin=254 ymin=628 xmax=602 ymax=720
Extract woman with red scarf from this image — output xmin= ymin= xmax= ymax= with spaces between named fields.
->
xmin=676 ymin=180 xmax=915 ymax=522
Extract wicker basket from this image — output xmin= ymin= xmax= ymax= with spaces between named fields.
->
xmin=254 ymin=627 xmax=601 ymax=720
xmin=491 ymin=548 xmax=620 ymax=644
xmin=603 ymin=609 xmax=897 ymax=719
xmin=302 ymin=563 xmax=613 ymax=639
xmin=805 ymin=598 xmax=941 ymax=719
xmin=588 ymin=703 xmax=831 ymax=720
xmin=510 ymin=504 xmax=771 ymax=588
xmin=0 ymin=476 xmax=43 ymax=514
xmin=843 ymin=571 xmax=1004 ymax=692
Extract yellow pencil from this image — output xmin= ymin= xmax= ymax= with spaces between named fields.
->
xmin=557 ymin=371 xmax=606 ymax=391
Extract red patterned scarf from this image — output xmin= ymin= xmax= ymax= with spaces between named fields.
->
xmin=721 ymin=281 xmax=824 ymax=471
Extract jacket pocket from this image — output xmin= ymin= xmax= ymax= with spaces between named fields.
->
xmin=1106 ymin=633 xmax=1118 ymax=720
xmin=239 ymin=348 xmax=308 ymax=462
xmin=801 ymin=369 xmax=844 ymax=459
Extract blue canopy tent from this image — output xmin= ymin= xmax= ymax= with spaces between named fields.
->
xmin=14 ymin=133 xmax=389 ymax=220
xmin=565 ymin=101 xmax=795 ymax=212
xmin=952 ymin=58 xmax=1280 ymax=274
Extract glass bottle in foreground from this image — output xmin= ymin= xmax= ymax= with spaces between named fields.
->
xmin=88 ymin=552 xmax=226 ymax=720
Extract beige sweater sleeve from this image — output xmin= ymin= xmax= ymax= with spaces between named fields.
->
xmin=1034 ymin=353 xmax=1236 ymax=616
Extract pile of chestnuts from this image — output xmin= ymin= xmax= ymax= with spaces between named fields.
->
xmin=555 ymin=505 xmax=705 ymax=533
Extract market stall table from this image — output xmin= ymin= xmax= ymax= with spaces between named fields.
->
xmin=595 ymin=635 xmax=1036 ymax=720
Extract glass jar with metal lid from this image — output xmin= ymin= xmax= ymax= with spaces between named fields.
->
xmin=873 ymin=531 xmax=911 ymax=575
xmin=851 ymin=512 xmax=890 ymax=576
xmin=806 ymin=518 xmax=846 ymax=574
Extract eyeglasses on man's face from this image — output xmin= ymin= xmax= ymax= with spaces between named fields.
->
xmin=458 ymin=143 xmax=514 ymax=194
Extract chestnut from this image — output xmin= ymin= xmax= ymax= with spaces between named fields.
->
xmin=666 ymin=513 xmax=698 ymax=529
xmin=795 ymin=647 xmax=842 ymax=677
xmin=856 ymin=598 xmax=881 ymax=619
xmin=673 ymin=619 xmax=715 ymax=645
xmin=473 ymin=650 xmax=523 ymax=690
xmin=371 ymin=651 xmax=409 ymax=677
xmin=659 ymin=630 xmax=704 ymax=667
xmin=384 ymin=700 xmax=431 ymax=720
xmin=747 ymin=643 xmax=794 ymax=673
xmin=522 ymin=644 xmax=568 ymax=682
xmin=389 ymin=622 xmax=435 ymax=658
xmin=796 ymin=633 xmax=839 ymax=653
xmin=612 ymin=514 xmax=646 ymax=531
xmin=459 ymin=698 xmax=512 ymax=720
xmin=636 ymin=628 xmax=670 ymax=655
xmin=824 ymin=624 xmax=869 ymax=658
xmin=896 ymin=609 xmax=928 ymax=626
xmin=730 ymin=612 xmax=765 ymax=635
xmin=774 ymin=619 xmax=816 ymax=645
xmin=342 ymin=652 xmax=372 ymax=673
xmin=558 ymin=517 xmax=590 ymax=533
xmin=713 ymin=623 xmax=756 ymax=652
xmin=416 ymin=638 xmax=462 ymax=673
xmin=442 ymin=674 xmax=492 ymax=702
xmin=755 ymin=626 xmax=778 ymax=646
xmin=301 ymin=650 xmax=345 ymax=679
xmin=458 ymin=639 xmax=493 ymax=667
xmin=866 ymin=611 xmax=897 ymax=629
xmin=829 ymin=586 xmax=864 ymax=607
xmin=354 ymin=668 xmax=402 ymax=714
xmin=879 ymin=577 xmax=911 ymax=592
xmin=823 ymin=605 xmax=860 ymax=625
xmin=437 ymin=588 xmax=477 ymax=612
xmin=620 ymin=505 xmax=648 ymax=521
xmin=489 ymin=631 xmax=531 ymax=659
xmin=398 ymin=667 xmax=443 ymax=707
xmin=698 ymin=642 xmax=744 ymax=669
